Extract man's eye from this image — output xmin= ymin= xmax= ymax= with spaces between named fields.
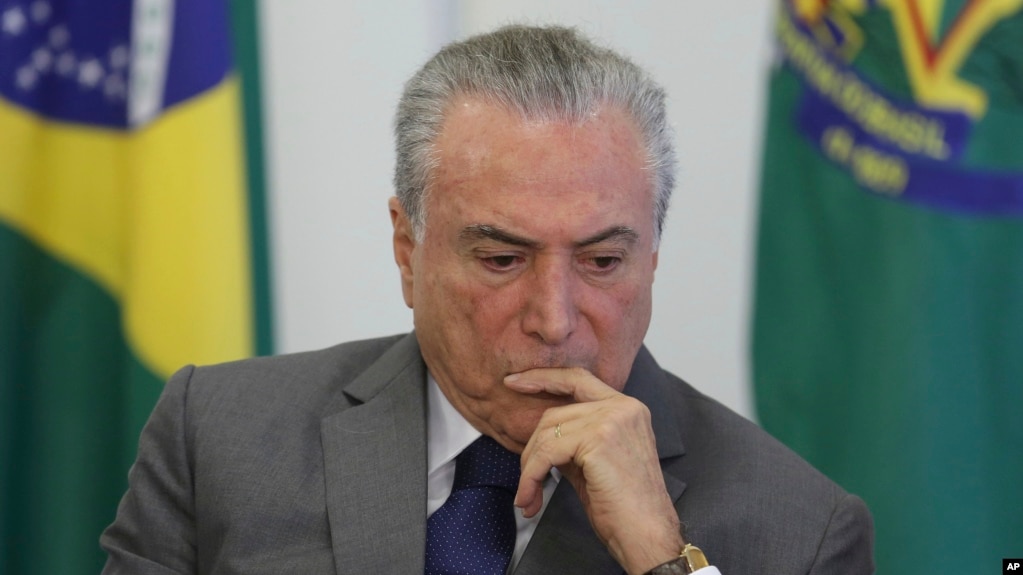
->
xmin=482 ymin=255 xmax=520 ymax=270
xmin=583 ymin=255 xmax=621 ymax=272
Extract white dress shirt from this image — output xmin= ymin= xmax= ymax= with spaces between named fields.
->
xmin=425 ymin=374 xmax=720 ymax=575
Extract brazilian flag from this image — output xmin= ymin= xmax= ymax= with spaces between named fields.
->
xmin=754 ymin=1 xmax=1023 ymax=573
xmin=0 ymin=0 xmax=271 ymax=573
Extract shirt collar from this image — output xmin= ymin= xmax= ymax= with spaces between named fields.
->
xmin=426 ymin=372 xmax=481 ymax=476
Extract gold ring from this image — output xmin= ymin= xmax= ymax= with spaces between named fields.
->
xmin=555 ymin=422 xmax=563 ymax=439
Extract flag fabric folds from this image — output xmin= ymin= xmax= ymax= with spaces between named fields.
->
xmin=754 ymin=1 xmax=1023 ymax=573
xmin=0 ymin=0 xmax=269 ymax=572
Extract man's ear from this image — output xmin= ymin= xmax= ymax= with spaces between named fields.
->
xmin=389 ymin=197 xmax=416 ymax=309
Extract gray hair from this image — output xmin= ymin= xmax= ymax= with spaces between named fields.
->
xmin=394 ymin=24 xmax=676 ymax=249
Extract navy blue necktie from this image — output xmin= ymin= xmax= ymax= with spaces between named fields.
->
xmin=425 ymin=435 xmax=521 ymax=575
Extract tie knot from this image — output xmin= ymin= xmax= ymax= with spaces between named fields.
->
xmin=453 ymin=435 xmax=521 ymax=492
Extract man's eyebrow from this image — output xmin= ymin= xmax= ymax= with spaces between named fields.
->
xmin=576 ymin=226 xmax=640 ymax=248
xmin=459 ymin=224 xmax=640 ymax=249
xmin=459 ymin=225 xmax=539 ymax=248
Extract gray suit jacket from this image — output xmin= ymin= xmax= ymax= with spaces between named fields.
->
xmin=101 ymin=333 xmax=874 ymax=574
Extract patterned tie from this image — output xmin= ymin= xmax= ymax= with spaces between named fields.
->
xmin=425 ymin=435 xmax=522 ymax=575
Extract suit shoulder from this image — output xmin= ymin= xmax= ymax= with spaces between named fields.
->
xmin=175 ymin=333 xmax=411 ymax=416
xmin=193 ymin=333 xmax=406 ymax=379
xmin=658 ymin=372 xmax=873 ymax=572
xmin=663 ymin=370 xmax=840 ymax=494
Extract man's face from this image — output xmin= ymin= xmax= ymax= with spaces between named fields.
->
xmin=390 ymin=98 xmax=658 ymax=452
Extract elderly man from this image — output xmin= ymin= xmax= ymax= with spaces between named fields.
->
xmin=101 ymin=25 xmax=873 ymax=575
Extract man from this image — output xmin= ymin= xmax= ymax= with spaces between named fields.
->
xmin=101 ymin=25 xmax=874 ymax=574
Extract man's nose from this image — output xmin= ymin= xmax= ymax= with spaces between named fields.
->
xmin=521 ymin=258 xmax=577 ymax=345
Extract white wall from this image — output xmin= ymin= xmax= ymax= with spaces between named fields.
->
xmin=260 ymin=1 xmax=773 ymax=419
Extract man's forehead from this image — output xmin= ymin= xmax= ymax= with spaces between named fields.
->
xmin=421 ymin=95 xmax=656 ymax=246
xmin=431 ymin=99 xmax=649 ymax=183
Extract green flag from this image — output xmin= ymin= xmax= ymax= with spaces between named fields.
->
xmin=0 ymin=1 xmax=271 ymax=573
xmin=753 ymin=1 xmax=1023 ymax=572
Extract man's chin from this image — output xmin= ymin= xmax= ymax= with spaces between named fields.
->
xmin=491 ymin=395 xmax=571 ymax=451
xmin=495 ymin=425 xmax=539 ymax=454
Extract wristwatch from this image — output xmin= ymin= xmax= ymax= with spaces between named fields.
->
xmin=645 ymin=543 xmax=709 ymax=574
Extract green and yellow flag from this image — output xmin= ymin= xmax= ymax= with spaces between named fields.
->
xmin=0 ymin=0 xmax=271 ymax=572
xmin=754 ymin=0 xmax=1023 ymax=572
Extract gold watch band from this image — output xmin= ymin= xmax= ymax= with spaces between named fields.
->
xmin=645 ymin=543 xmax=709 ymax=574
xmin=679 ymin=543 xmax=709 ymax=571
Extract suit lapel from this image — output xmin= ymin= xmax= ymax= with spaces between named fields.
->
xmin=627 ymin=346 xmax=688 ymax=505
xmin=513 ymin=479 xmax=621 ymax=574
xmin=627 ymin=347 xmax=686 ymax=461
xmin=321 ymin=334 xmax=429 ymax=574
xmin=513 ymin=346 xmax=688 ymax=575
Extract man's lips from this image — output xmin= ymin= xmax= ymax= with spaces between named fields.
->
xmin=503 ymin=387 xmax=574 ymax=404
xmin=505 ymin=359 xmax=593 ymax=375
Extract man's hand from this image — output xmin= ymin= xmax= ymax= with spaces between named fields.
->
xmin=504 ymin=368 xmax=684 ymax=575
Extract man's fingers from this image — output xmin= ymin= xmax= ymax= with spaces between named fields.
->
xmin=514 ymin=475 xmax=545 ymax=518
xmin=504 ymin=367 xmax=619 ymax=402
xmin=515 ymin=413 xmax=581 ymax=517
